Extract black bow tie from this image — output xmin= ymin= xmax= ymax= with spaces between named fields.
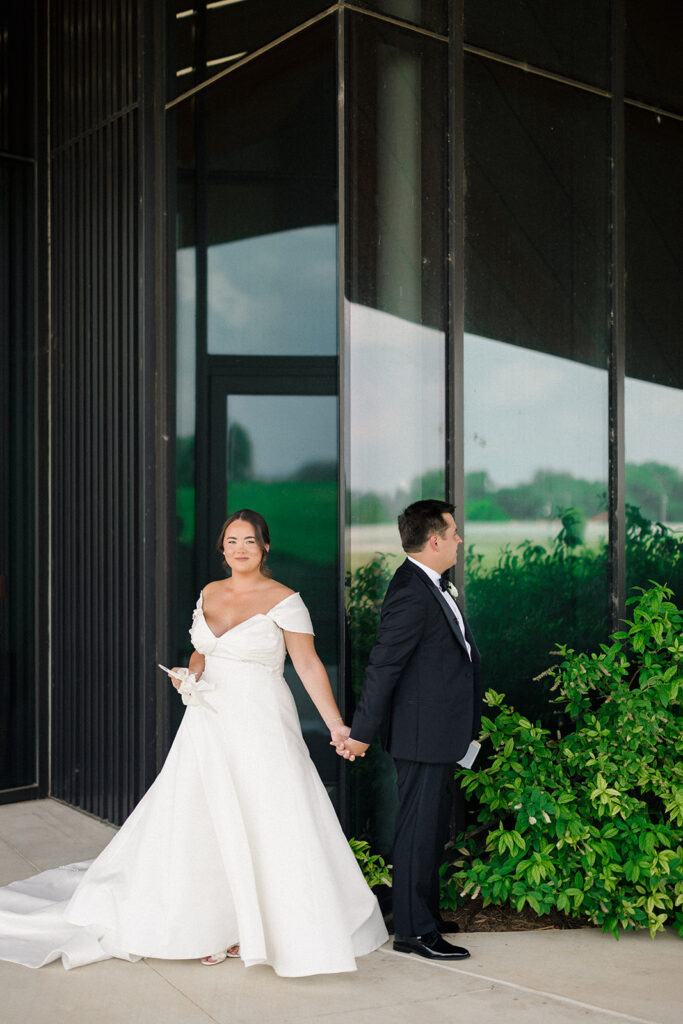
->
xmin=439 ymin=574 xmax=450 ymax=592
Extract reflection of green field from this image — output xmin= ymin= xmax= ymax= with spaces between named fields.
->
xmin=176 ymin=482 xmax=337 ymax=564
xmin=346 ymin=520 xmax=609 ymax=573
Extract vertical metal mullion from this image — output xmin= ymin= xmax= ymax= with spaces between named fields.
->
xmin=448 ymin=2 xmax=466 ymax=598
xmin=336 ymin=3 xmax=348 ymax=830
xmin=195 ymin=2 xmax=209 ymax=597
xmin=608 ymin=0 xmax=626 ymax=630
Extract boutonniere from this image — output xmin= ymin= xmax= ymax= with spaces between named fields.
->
xmin=446 ymin=582 xmax=459 ymax=600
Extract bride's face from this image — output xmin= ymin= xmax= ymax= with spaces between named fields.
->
xmin=223 ymin=519 xmax=268 ymax=575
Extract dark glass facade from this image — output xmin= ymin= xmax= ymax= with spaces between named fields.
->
xmin=0 ymin=3 xmax=681 ymax=845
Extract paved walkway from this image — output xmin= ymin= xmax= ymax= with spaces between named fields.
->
xmin=1 ymin=799 xmax=681 ymax=1024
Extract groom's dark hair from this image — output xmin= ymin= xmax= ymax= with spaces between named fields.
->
xmin=398 ymin=499 xmax=455 ymax=553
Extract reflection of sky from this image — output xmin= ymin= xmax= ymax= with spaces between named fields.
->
xmin=207 ymin=225 xmax=337 ymax=356
xmin=626 ymin=377 xmax=683 ymax=471
xmin=348 ymin=304 xmax=445 ymax=493
xmin=465 ymin=334 xmax=609 ymax=487
xmin=227 ymin=395 xmax=337 ymax=478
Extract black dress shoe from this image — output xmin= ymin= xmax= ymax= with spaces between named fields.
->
xmin=436 ymin=917 xmax=459 ymax=934
xmin=393 ymin=930 xmax=470 ymax=960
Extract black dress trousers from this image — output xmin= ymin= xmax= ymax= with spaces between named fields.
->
xmin=392 ymin=759 xmax=456 ymax=937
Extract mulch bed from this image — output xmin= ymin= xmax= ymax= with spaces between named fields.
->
xmin=442 ymin=896 xmax=591 ymax=932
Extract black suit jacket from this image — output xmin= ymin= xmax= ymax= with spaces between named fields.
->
xmin=350 ymin=559 xmax=483 ymax=764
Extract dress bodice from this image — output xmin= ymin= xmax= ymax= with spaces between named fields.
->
xmin=189 ymin=591 xmax=314 ymax=670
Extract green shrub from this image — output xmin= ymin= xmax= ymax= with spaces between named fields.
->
xmin=349 ymin=838 xmax=392 ymax=889
xmin=442 ymin=582 xmax=683 ymax=938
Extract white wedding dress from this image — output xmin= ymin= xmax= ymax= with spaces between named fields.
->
xmin=0 ymin=592 xmax=388 ymax=975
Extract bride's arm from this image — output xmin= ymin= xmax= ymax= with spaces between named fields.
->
xmin=189 ymin=651 xmax=205 ymax=680
xmin=284 ymin=632 xmax=354 ymax=749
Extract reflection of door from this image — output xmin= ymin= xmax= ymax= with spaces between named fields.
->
xmin=198 ymin=355 xmax=341 ymax=794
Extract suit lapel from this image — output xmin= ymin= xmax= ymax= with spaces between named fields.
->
xmin=403 ymin=559 xmax=471 ymax=656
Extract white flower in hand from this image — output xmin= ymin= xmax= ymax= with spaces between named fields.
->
xmin=174 ymin=667 xmax=217 ymax=713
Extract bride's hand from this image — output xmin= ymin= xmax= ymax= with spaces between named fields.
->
xmin=167 ymin=667 xmax=186 ymax=690
xmin=329 ymin=723 xmax=351 ymax=751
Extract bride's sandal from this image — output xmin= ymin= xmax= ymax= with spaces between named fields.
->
xmin=200 ymin=944 xmax=240 ymax=966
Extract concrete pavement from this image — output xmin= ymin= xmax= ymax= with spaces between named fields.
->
xmin=1 ymin=799 xmax=681 ymax=1024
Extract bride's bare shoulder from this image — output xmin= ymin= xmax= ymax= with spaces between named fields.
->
xmin=202 ymin=579 xmax=229 ymax=597
xmin=267 ymin=581 xmax=296 ymax=601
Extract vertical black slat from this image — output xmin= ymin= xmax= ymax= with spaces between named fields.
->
xmin=107 ymin=114 xmax=117 ymax=826
xmin=609 ymin=0 xmax=626 ymax=631
xmin=448 ymin=2 xmax=466 ymax=597
xmin=104 ymin=114 xmax=117 ymax=825
xmin=83 ymin=128 xmax=93 ymax=815
xmin=50 ymin=153 xmax=59 ymax=797
xmin=36 ymin=8 xmax=50 ymax=797
xmin=112 ymin=111 xmax=121 ymax=823
xmin=115 ymin=106 xmax=127 ymax=821
xmin=95 ymin=119 xmax=104 ymax=819
xmin=60 ymin=143 xmax=70 ymax=805
xmin=55 ymin=146 xmax=63 ymax=800
xmin=127 ymin=108 xmax=137 ymax=813
xmin=113 ymin=107 xmax=123 ymax=824
xmin=110 ymin=0 xmax=118 ymax=115
xmin=76 ymin=133 xmax=86 ymax=810
xmin=100 ymin=118 xmax=110 ymax=823
xmin=77 ymin=0 xmax=84 ymax=138
xmin=95 ymin=0 xmax=103 ymax=126
xmin=67 ymin=141 xmax=76 ymax=806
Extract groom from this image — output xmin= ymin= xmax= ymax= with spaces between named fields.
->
xmin=342 ymin=499 xmax=482 ymax=960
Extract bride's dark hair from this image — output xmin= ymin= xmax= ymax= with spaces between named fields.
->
xmin=216 ymin=509 xmax=272 ymax=577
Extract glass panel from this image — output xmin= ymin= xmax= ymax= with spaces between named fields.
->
xmin=464 ymin=0 xmax=610 ymax=90
xmin=345 ymin=14 xmax=447 ymax=850
xmin=226 ymin=394 xmax=340 ymax=795
xmin=350 ymin=0 xmax=446 ymax=36
xmin=625 ymin=106 xmax=683 ymax=601
xmin=205 ymin=20 xmax=337 ymax=355
xmin=0 ymin=160 xmax=36 ymax=790
xmin=464 ymin=55 xmax=610 ymax=725
xmin=625 ymin=0 xmax=683 ymax=114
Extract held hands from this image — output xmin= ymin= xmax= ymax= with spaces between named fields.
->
xmin=327 ymin=721 xmax=369 ymax=761
xmin=338 ymin=738 xmax=369 ymax=761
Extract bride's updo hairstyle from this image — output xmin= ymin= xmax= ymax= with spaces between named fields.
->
xmin=217 ymin=509 xmax=272 ymax=577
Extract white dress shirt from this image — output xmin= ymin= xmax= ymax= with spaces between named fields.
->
xmin=407 ymin=556 xmax=472 ymax=661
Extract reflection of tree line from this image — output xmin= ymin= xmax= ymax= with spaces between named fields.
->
xmin=345 ymin=505 xmax=683 ymax=851
xmin=349 ymin=463 xmax=683 ymax=525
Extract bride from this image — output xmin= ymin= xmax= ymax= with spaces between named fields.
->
xmin=0 ymin=510 xmax=388 ymax=976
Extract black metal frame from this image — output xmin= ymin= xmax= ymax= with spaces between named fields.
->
xmin=608 ymin=0 xmax=626 ymax=630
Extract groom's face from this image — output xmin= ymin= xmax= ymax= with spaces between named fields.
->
xmin=435 ymin=513 xmax=462 ymax=570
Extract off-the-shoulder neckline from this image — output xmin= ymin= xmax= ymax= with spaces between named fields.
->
xmin=198 ymin=591 xmax=301 ymax=640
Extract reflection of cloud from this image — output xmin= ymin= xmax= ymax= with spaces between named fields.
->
xmin=207 ymin=267 xmax=252 ymax=329
xmin=349 ymin=304 xmax=445 ymax=493
xmin=465 ymin=333 xmax=609 ymax=487
xmin=207 ymin=225 xmax=337 ymax=356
